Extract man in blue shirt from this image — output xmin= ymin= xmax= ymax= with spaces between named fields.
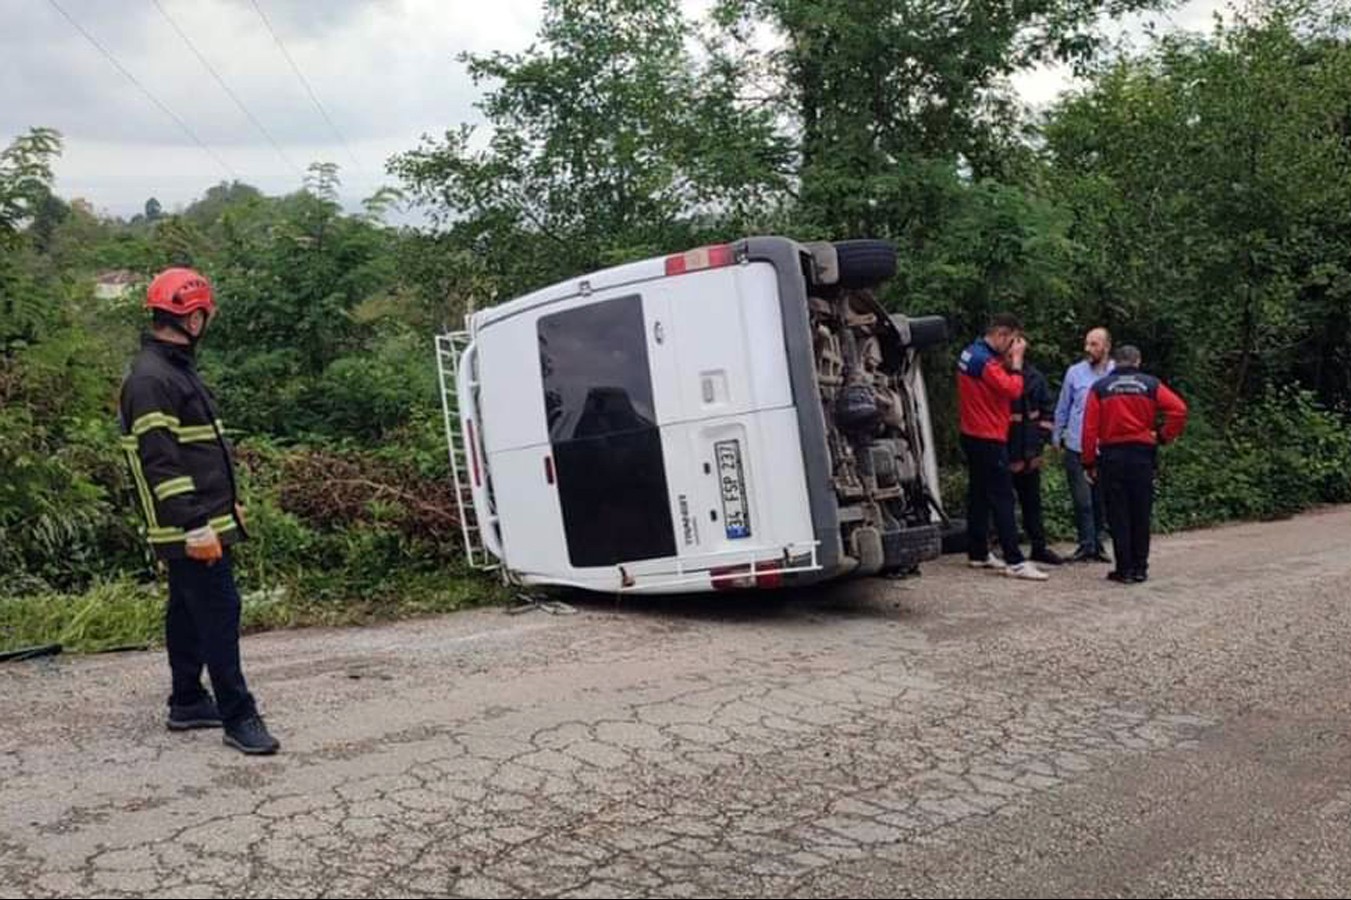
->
xmin=1053 ymin=327 xmax=1114 ymax=563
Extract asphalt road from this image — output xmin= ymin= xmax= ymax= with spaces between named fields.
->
xmin=3 ymin=507 xmax=1350 ymax=898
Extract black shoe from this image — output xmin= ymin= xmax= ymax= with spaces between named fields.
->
xmin=223 ymin=715 xmax=280 ymax=755
xmin=167 ymin=698 xmax=222 ymax=731
xmin=1031 ymin=548 xmax=1066 ymax=566
xmin=1090 ymin=549 xmax=1113 ymax=564
xmin=1130 ymin=571 xmax=1148 ymax=583
xmin=1106 ymin=571 xmax=1131 ymax=583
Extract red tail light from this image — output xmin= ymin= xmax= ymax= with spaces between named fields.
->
xmin=711 ymin=561 xmax=782 ymax=591
xmin=466 ymin=419 xmax=481 ymax=488
xmin=755 ymin=567 xmax=783 ymax=590
xmin=544 ymin=455 xmax=555 ymax=485
xmin=665 ymin=244 xmax=735 ymax=276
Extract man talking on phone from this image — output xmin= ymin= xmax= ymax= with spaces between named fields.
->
xmin=956 ymin=313 xmax=1050 ymax=581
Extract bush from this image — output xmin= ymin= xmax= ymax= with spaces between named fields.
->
xmin=227 ymin=438 xmax=495 ymax=622
xmin=0 ymin=331 xmax=145 ymax=595
xmin=300 ymin=328 xmax=439 ymax=443
xmin=940 ymin=386 xmax=1351 ymax=542
xmin=1155 ymin=388 xmax=1351 ymax=530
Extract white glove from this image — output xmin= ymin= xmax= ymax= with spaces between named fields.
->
xmin=185 ymin=525 xmax=222 ymax=564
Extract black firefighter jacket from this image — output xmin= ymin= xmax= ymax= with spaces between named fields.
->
xmin=118 ymin=335 xmax=245 ymax=560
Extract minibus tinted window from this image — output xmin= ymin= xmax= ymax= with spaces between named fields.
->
xmin=538 ymin=295 xmax=676 ymax=567
xmin=539 ymin=295 xmax=656 ymax=442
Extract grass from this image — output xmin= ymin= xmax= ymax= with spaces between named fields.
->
xmin=1 ymin=580 xmax=165 ymax=654
xmin=0 ymin=571 xmax=504 ymax=656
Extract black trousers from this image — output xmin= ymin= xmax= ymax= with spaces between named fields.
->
xmin=1100 ymin=446 xmax=1157 ymax=577
xmin=988 ymin=467 xmax=1049 ymax=555
xmin=963 ymin=436 xmax=1024 ymax=565
xmin=1012 ymin=466 xmax=1048 ymax=555
xmin=165 ymin=550 xmax=257 ymax=724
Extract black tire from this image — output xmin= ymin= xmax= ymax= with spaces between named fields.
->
xmin=905 ymin=315 xmax=948 ymax=350
xmin=834 ymin=239 xmax=897 ymax=288
xmin=941 ymin=518 xmax=968 ymax=555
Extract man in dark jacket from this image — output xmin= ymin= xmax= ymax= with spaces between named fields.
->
xmin=1005 ymin=358 xmax=1065 ymax=566
xmin=119 ymin=267 xmax=279 ymax=755
xmin=1081 ymin=345 xmax=1188 ymax=584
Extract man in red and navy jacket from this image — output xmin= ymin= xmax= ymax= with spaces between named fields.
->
xmin=1081 ymin=344 xmax=1188 ymax=584
xmin=957 ymin=313 xmax=1049 ymax=581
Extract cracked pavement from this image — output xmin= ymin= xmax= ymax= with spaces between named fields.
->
xmin=3 ymin=507 xmax=1351 ymax=898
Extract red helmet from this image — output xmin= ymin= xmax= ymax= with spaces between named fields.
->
xmin=146 ymin=267 xmax=216 ymax=316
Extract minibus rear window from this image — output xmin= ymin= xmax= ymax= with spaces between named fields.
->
xmin=538 ymin=295 xmax=676 ymax=567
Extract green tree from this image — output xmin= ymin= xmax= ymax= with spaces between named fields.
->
xmin=1041 ymin=0 xmax=1351 ymax=416
xmin=711 ymin=0 xmax=1167 ymax=237
xmin=392 ymin=0 xmax=792 ymax=297
xmin=1 ymin=128 xmax=64 ymax=345
xmin=304 ymin=162 xmax=341 ymax=205
xmin=0 ymin=128 xmax=62 ymax=246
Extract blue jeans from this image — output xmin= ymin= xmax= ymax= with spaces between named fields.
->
xmin=1064 ymin=450 xmax=1107 ymax=553
xmin=165 ymin=550 xmax=257 ymax=725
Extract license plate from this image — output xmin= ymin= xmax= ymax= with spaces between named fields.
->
xmin=715 ymin=440 xmax=751 ymax=539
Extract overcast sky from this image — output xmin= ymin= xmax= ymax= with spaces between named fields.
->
xmin=3 ymin=0 xmax=1228 ymax=219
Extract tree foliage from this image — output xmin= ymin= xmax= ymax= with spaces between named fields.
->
xmin=391 ymin=0 xmax=793 ymax=298
xmin=3 ymin=0 xmax=1350 ymax=618
xmin=1042 ymin=1 xmax=1351 ymax=414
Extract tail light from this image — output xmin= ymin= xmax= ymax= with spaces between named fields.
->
xmin=711 ymin=560 xmax=783 ymax=591
xmin=665 ymin=244 xmax=736 ymax=276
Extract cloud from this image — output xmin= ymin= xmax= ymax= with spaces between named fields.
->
xmin=4 ymin=0 xmax=541 ymax=212
xmin=3 ymin=0 xmax=1233 ymax=217
xmin=1012 ymin=0 xmax=1231 ymax=110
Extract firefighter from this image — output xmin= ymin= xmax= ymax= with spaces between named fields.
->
xmin=119 ymin=267 xmax=279 ymax=755
xmin=1080 ymin=344 xmax=1188 ymax=584
xmin=957 ymin=313 xmax=1050 ymax=581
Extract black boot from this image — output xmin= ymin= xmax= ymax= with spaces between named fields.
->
xmin=1031 ymin=547 xmax=1066 ymax=566
xmin=223 ymin=715 xmax=281 ymax=755
xmin=166 ymin=697 xmax=222 ymax=731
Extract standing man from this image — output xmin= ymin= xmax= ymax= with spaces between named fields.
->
xmin=119 ymin=267 xmax=280 ymax=755
xmin=1054 ymin=326 xmax=1114 ymax=563
xmin=1006 ymin=352 xmax=1065 ymax=566
xmin=1080 ymin=345 xmax=1188 ymax=584
xmin=958 ymin=313 xmax=1049 ymax=581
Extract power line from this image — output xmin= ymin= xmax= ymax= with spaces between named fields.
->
xmin=247 ymin=0 xmax=362 ymax=172
xmin=150 ymin=0 xmax=305 ymax=180
xmin=44 ymin=0 xmax=238 ymax=180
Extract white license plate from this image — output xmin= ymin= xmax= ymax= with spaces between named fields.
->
xmin=715 ymin=440 xmax=751 ymax=539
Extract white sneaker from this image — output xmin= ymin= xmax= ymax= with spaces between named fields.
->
xmin=969 ymin=555 xmax=1006 ymax=570
xmin=1006 ymin=561 xmax=1049 ymax=581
